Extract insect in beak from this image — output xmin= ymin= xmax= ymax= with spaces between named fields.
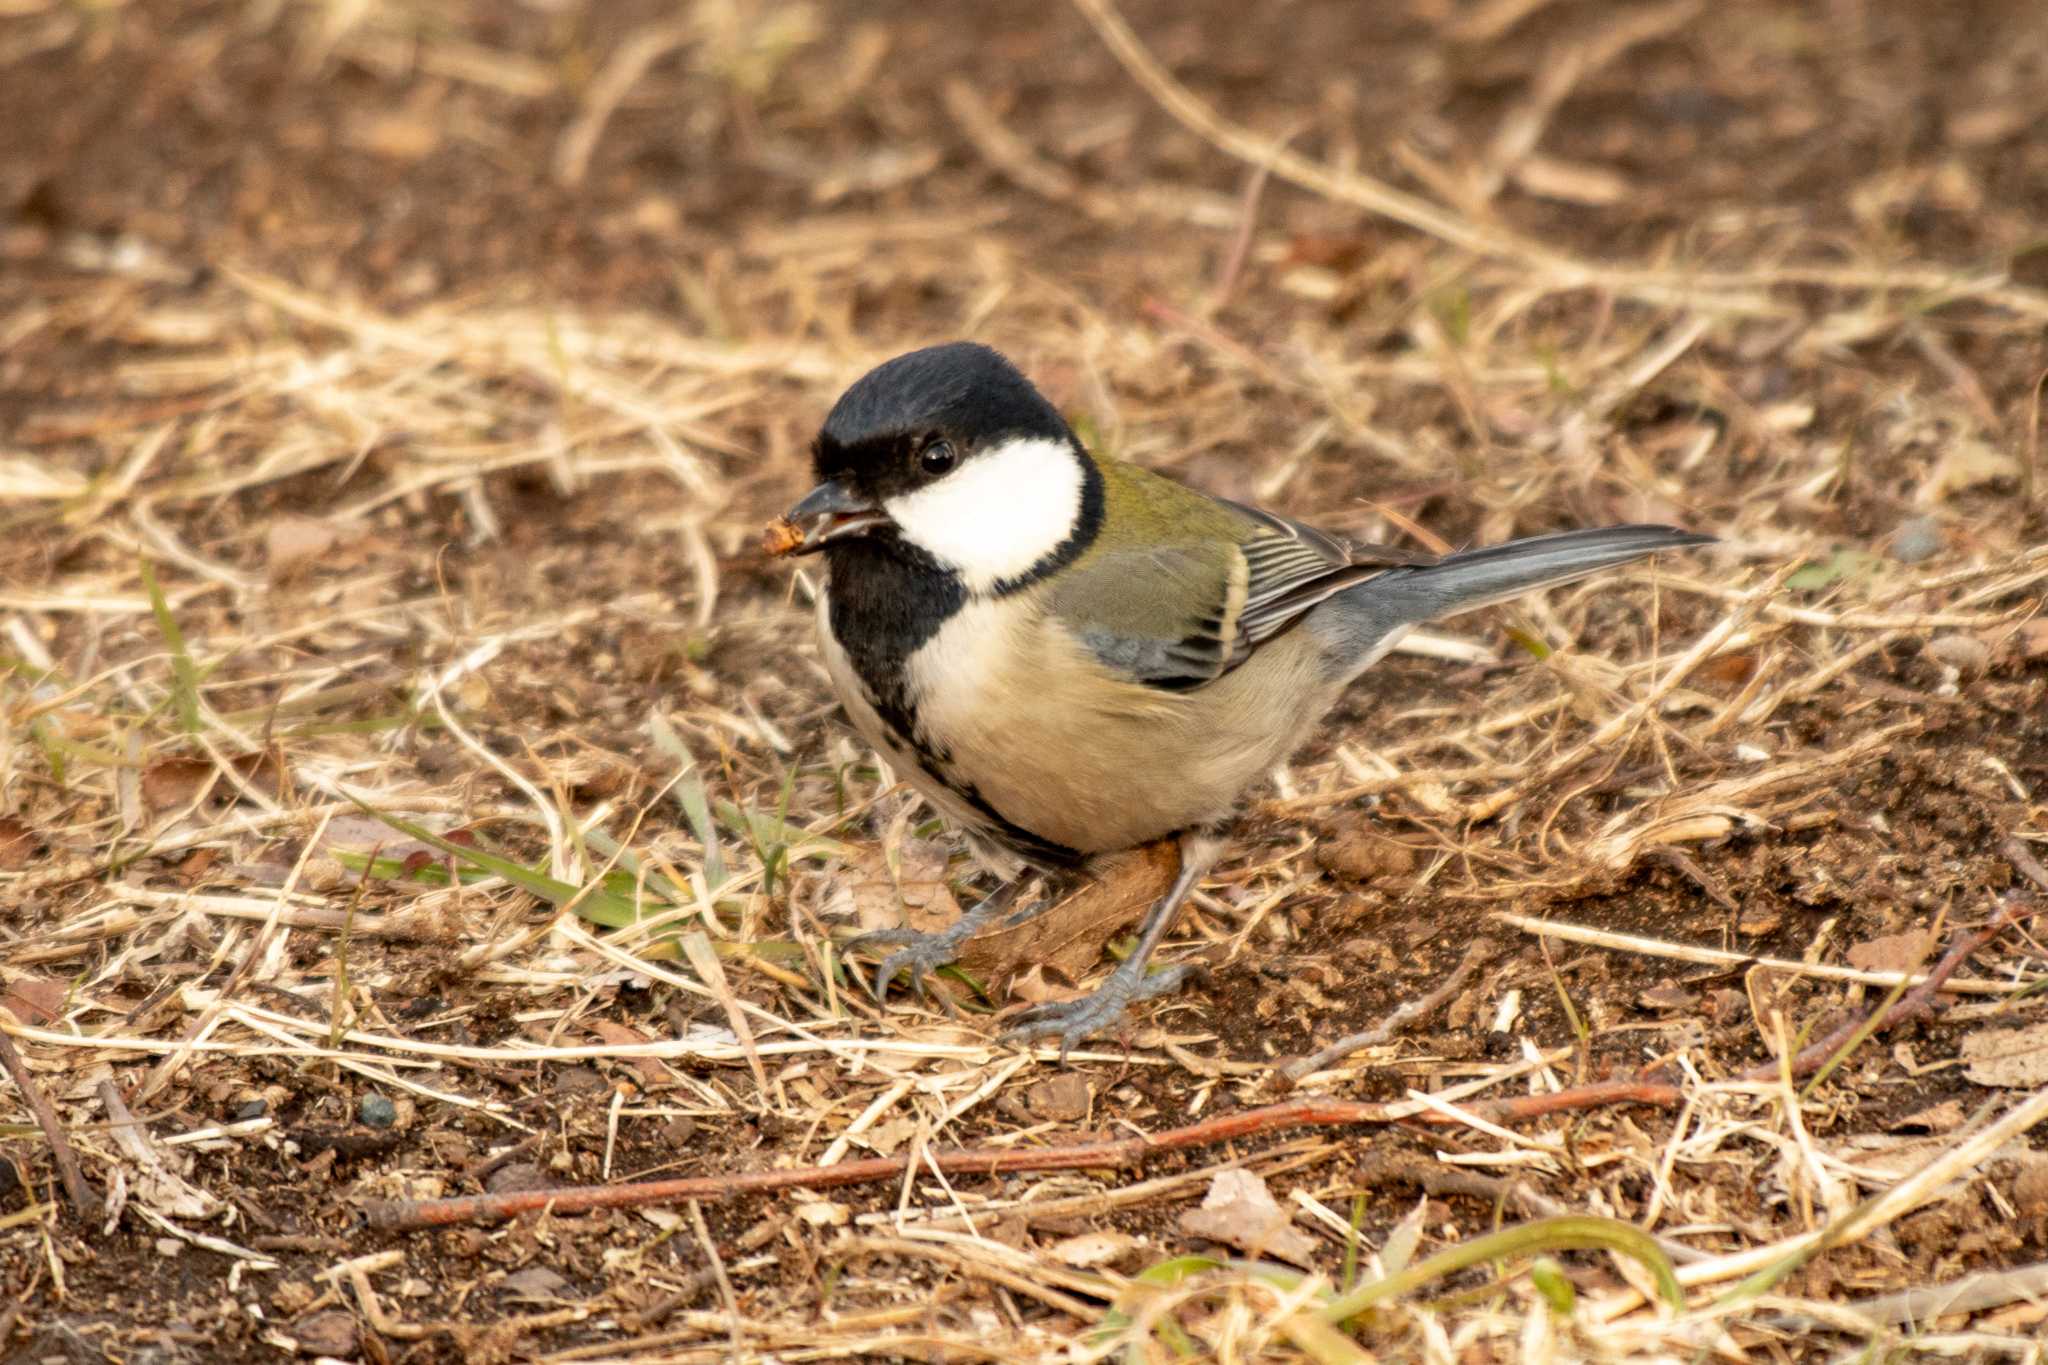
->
xmin=768 ymin=480 xmax=893 ymax=556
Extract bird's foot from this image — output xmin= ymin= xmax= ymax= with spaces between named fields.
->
xmin=846 ymin=881 xmax=1041 ymax=1010
xmin=843 ymin=919 xmax=981 ymax=1011
xmin=1000 ymin=960 xmax=1199 ymax=1062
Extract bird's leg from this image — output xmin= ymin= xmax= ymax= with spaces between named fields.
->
xmin=1000 ymin=832 xmax=1220 ymax=1060
xmin=846 ymin=878 xmax=1042 ymax=1008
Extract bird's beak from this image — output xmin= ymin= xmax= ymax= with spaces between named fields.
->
xmin=783 ymin=480 xmax=891 ymax=553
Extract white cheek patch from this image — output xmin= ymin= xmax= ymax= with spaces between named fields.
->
xmin=884 ymin=436 xmax=1084 ymax=594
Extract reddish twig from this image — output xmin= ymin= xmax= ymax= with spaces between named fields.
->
xmin=1740 ymin=894 xmax=2036 ymax=1085
xmin=0 ymin=1026 xmax=98 ymax=1218
xmin=361 ymin=1080 xmax=1678 ymax=1231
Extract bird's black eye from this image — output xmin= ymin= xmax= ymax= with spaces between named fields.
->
xmin=919 ymin=439 xmax=957 ymax=477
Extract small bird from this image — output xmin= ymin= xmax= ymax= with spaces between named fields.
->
xmin=777 ymin=342 xmax=1711 ymax=1052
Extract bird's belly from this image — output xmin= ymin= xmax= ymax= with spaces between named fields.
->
xmin=812 ymin=594 xmax=1052 ymax=877
xmin=904 ymin=602 xmax=1339 ymax=856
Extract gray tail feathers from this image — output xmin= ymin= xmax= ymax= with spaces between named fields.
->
xmin=1361 ymin=524 xmax=1714 ymax=626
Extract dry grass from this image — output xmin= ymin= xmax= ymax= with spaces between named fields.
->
xmin=3 ymin=0 xmax=2047 ymax=1360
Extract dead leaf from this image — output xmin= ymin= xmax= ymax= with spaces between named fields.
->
xmin=794 ymin=1200 xmax=849 ymax=1227
xmin=1 ymin=975 xmax=68 ymax=1025
xmin=141 ymin=753 xmax=286 ymax=811
xmin=1960 ymin=1020 xmax=2048 ymax=1088
xmin=1846 ymin=930 xmax=1934 ymax=976
xmin=1888 ymin=1098 xmax=1965 ymax=1133
xmin=348 ymin=92 xmax=445 ymax=162
xmin=0 ymin=816 xmax=36 ymax=870
xmin=315 ymin=814 xmax=444 ymax=870
xmin=859 ymin=1116 xmax=918 ymax=1157
xmin=141 ymin=757 xmax=217 ymax=810
xmin=1737 ymin=908 xmax=1783 ymax=937
xmin=1179 ymin=1169 xmax=1318 ymax=1267
xmin=1046 ymin=1231 xmax=1143 ymax=1268
xmin=586 ymin=1020 xmax=667 ymax=1088
xmin=1698 ymin=653 xmax=1759 ymax=687
xmin=1282 ymin=233 xmax=1371 ymax=272
xmin=499 ymin=1266 xmax=574 ymax=1301
xmin=1004 ymin=964 xmax=1083 ymax=1006
xmin=842 ymin=839 xmax=962 ymax=936
xmin=960 ymin=838 xmax=1180 ymax=987
xmin=1918 ymin=438 xmax=2016 ymax=506
xmin=175 ymin=846 xmax=222 ymax=883
xmin=290 ymin=1310 xmax=358 ymax=1359
xmin=221 ymin=750 xmax=284 ymax=797
xmin=265 ymin=515 xmax=340 ymax=578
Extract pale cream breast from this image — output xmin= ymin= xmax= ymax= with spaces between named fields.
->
xmin=903 ymin=597 xmax=1343 ymax=854
xmin=814 ymin=594 xmax=1031 ymax=875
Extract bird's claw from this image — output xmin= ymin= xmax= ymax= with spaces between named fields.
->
xmin=844 ymin=922 xmax=976 ymax=1011
xmin=1000 ymin=962 xmax=1198 ymax=1062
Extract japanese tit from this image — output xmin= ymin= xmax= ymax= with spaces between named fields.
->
xmin=779 ymin=342 xmax=1711 ymax=1052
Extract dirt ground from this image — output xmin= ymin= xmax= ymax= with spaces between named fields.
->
xmin=3 ymin=0 xmax=2047 ymax=1360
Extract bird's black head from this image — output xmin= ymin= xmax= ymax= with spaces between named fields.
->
xmin=811 ymin=342 xmax=1072 ymax=500
xmin=782 ymin=343 xmax=1102 ymax=596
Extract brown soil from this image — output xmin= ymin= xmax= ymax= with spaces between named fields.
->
xmin=3 ymin=1 xmax=2046 ymax=1360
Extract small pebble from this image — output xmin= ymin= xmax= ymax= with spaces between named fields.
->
xmin=1637 ymin=981 xmax=1698 ymax=1012
xmin=486 ymin=1162 xmax=550 ymax=1195
xmin=1024 ymin=1073 xmax=1092 ymax=1122
xmin=2013 ymin=1161 xmax=2048 ymax=1218
xmin=358 ymin=1093 xmax=398 ymax=1128
xmin=1313 ymin=830 xmax=1417 ymax=882
xmin=234 ymin=1098 xmax=268 ymax=1121
xmin=551 ymin=1065 xmax=608 ymax=1094
xmin=1891 ymin=515 xmax=1942 ymax=564
xmin=293 ymin=1309 xmax=358 ymax=1358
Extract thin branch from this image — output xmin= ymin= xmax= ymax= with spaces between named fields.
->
xmin=0 ymin=1027 xmax=97 ymax=1218
xmin=360 ymin=1080 xmax=1679 ymax=1230
xmin=1738 ymin=895 xmax=2036 ymax=1085
xmin=1838 ymin=1258 xmax=2048 ymax=1328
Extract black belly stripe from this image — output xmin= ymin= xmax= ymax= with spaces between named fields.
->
xmin=826 ymin=535 xmax=960 ymax=768
xmin=825 ymin=536 xmax=1083 ymax=870
xmin=952 ymin=781 xmax=1086 ymax=870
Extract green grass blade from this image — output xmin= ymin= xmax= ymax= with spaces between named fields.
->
xmin=340 ymin=792 xmax=651 ymax=928
xmin=647 ymin=710 xmax=725 ymax=889
xmin=582 ymin=828 xmax=689 ymax=904
xmin=140 ymin=558 xmax=201 ymax=734
xmin=1320 ymin=1215 xmax=1682 ymax=1320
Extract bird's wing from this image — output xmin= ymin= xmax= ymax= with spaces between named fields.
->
xmin=1217 ymin=498 xmax=1437 ymax=649
xmin=1048 ymin=498 xmax=1438 ymax=692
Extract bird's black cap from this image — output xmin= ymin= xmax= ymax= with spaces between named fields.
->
xmin=813 ymin=343 xmax=1073 ymax=490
